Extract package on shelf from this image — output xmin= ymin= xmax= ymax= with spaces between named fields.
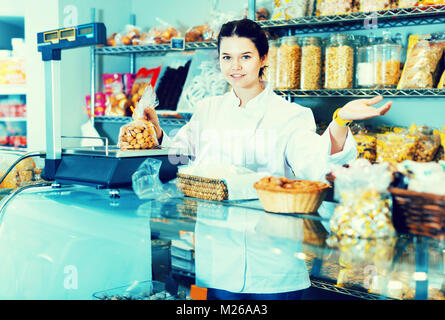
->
xmin=397 ymin=0 xmax=418 ymax=7
xmin=185 ymin=24 xmax=214 ymax=42
xmin=272 ymin=0 xmax=310 ymax=19
xmin=437 ymin=69 xmax=445 ymax=88
xmin=130 ymin=67 xmax=162 ymax=106
xmin=397 ymin=33 xmax=445 ymax=89
xmin=85 ymin=92 xmax=106 ymax=117
xmin=0 ymin=58 xmax=26 ymax=85
xmin=357 ymin=0 xmax=396 ymax=12
xmin=416 ymin=0 xmax=445 ymax=6
xmin=315 ymin=0 xmax=356 ymax=16
xmin=177 ymin=50 xmax=229 ymax=112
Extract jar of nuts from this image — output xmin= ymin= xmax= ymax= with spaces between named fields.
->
xmin=264 ymin=39 xmax=279 ymax=89
xmin=324 ymin=34 xmax=355 ymax=89
xmin=373 ymin=31 xmax=402 ymax=88
xmin=276 ymin=36 xmax=301 ymax=90
xmin=300 ymin=36 xmax=322 ymax=90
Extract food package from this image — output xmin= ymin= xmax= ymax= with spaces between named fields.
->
xmin=358 ymin=0 xmax=396 ymax=12
xmin=434 ymin=126 xmax=445 ymax=160
xmin=185 ymin=24 xmax=213 ymax=42
xmin=376 ymin=131 xmax=416 ymax=163
xmin=315 ymin=0 xmax=356 ymax=16
xmin=85 ymin=92 xmax=106 ymax=117
xmin=408 ymin=124 xmax=441 ymax=162
xmin=397 ymin=33 xmax=445 ymax=89
xmin=0 ymin=157 xmax=42 ymax=189
xmin=129 ymin=67 xmax=162 ymax=108
xmin=416 ymin=0 xmax=445 ymax=5
xmin=147 ymin=18 xmax=179 ymax=44
xmin=117 ymin=85 xmax=159 ymax=151
xmin=437 ymin=69 xmax=445 ymax=88
xmin=354 ymin=133 xmax=377 ymax=162
xmin=329 ymin=159 xmax=395 ymax=239
xmin=272 ymin=0 xmax=309 ymax=19
xmin=396 ymin=160 xmax=445 ymax=195
xmin=397 ymin=0 xmax=418 ymax=7
xmin=0 ymin=58 xmax=26 ymax=84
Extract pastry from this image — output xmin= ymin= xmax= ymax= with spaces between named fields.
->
xmin=254 ymin=176 xmax=331 ymax=214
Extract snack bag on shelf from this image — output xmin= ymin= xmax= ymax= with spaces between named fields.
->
xmin=147 ymin=18 xmax=179 ymax=44
xmin=329 ymin=159 xmax=395 ymax=239
xmin=185 ymin=24 xmax=213 ymax=42
xmin=129 ymin=67 xmax=162 ymax=110
xmin=315 ymin=0 xmax=356 ymax=16
xmin=416 ymin=0 xmax=445 ymax=6
xmin=397 ymin=33 xmax=445 ymax=89
xmin=117 ymin=85 xmax=159 ymax=150
xmin=358 ymin=0 xmax=395 ymax=12
xmin=85 ymin=92 xmax=106 ymax=117
xmin=398 ymin=0 xmax=418 ymax=8
xmin=408 ymin=124 xmax=441 ymax=162
xmin=437 ymin=69 xmax=445 ymax=88
xmin=376 ymin=130 xmax=417 ymax=163
xmin=272 ymin=0 xmax=309 ymax=20
xmin=102 ymin=73 xmax=129 ymax=116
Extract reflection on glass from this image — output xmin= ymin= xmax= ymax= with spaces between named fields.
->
xmin=194 ymin=203 xmax=310 ymax=300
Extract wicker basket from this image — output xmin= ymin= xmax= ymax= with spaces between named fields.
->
xmin=389 ymin=187 xmax=445 ymax=240
xmin=176 ymin=173 xmax=228 ymax=201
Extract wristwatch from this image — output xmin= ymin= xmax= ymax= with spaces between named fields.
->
xmin=333 ymin=108 xmax=352 ymax=128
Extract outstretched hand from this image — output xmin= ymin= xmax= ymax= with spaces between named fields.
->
xmin=338 ymin=96 xmax=392 ymax=121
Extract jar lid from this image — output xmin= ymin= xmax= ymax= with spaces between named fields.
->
xmin=301 ymin=36 xmax=321 ymax=45
xmin=280 ymin=36 xmax=300 ymax=44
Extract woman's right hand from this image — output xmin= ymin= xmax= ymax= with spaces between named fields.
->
xmin=143 ymin=107 xmax=163 ymax=140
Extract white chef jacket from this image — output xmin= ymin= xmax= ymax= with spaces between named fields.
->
xmin=162 ymin=83 xmax=357 ymax=182
xmin=195 ymin=205 xmax=311 ymax=293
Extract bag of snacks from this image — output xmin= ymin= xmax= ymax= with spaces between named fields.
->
xmin=129 ymin=67 xmax=162 ymax=109
xmin=117 ymin=85 xmax=159 ymax=150
xmin=315 ymin=0 xmax=356 ymax=16
xmin=330 ymin=159 xmax=395 ymax=239
xmin=397 ymin=33 xmax=445 ymax=89
xmin=408 ymin=124 xmax=441 ymax=162
xmin=376 ymin=131 xmax=417 ymax=163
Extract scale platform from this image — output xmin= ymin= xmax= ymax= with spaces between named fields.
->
xmin=53 ymin=146 xmax=189 ymax=189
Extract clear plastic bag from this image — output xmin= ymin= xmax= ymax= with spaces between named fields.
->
xmin=329 ymin=159 xmax=395 ymax=239
xmin=398 ymin=34 xmax=445 ymax=89
xmin=117 ymin=86 xmax=159 ymax=150
xmin=132 ymin=158 xmax=182 ymax=200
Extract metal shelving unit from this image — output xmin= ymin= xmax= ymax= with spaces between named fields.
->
xmin=275 ymin=88 xmax=445 ymax=98
xmin=258 ymin=5 xmax=445 ymax=33
xmin=95 ymin=41 xmax=217 ymax=57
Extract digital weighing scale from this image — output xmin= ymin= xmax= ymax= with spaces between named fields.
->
xmin=37 ymin=23 xmax=184 ymax=189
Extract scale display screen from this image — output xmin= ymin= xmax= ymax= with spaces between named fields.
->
xmin=78 ymin=26 xmax=93 ymax=36
xmin=44 ymin=32 xmax=58 ymax=41
xmin=60 ymin=29 xmax=75 ymax=39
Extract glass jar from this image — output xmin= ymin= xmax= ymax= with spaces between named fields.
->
xmin=264 ymin=39 xmax=279 ymax=89
xmin=373 ymin=31 xmax=402 ymax=88
xmin=276 ymin=36 xmax=301 ymax=89
xmin=324 ymin=34 xmax=355 ymax=89
xmin=300 ymin=36 xmax=322 ymax=90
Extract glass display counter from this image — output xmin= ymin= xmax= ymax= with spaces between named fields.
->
xmin=0 ymin=184 xmax=443 ymax=300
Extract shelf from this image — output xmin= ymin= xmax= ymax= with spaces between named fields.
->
xmin=275 ymin=88 xmax=445 ymax=98
xmin=257 ymin=5 xmax=445 ymax=33
xmin=95 ymin=41 xmax=217 ymax=57
xmin=0 ymin=84 xmax=26 ymax=95
xmin=0 ymin=117 xmax=26 ymax=122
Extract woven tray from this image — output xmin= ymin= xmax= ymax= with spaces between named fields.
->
xmin=389 ymin=187 xmax=445 ymax=240
xmin=176 ymin=173 xmax=228 ymax=201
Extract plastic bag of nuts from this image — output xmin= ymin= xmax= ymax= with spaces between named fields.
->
xmin=118 ymin=86 xmax=159 ymax=151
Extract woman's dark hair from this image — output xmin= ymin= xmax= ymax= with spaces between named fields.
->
xmin=217 ymin=18 xmax=269 ymax=78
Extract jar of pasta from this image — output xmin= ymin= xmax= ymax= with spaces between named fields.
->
xmin=300 ymin=36 xmax=322 ymax=90
xmin=276 ymin=36 xmax=301 ymax=89
xmin=264 ymin=39 xmax=279 ymax=89
xmin=324 ymin=33 xmax=355 ymax=89
xmin=373 ymin=31 xmax=402 ymax=88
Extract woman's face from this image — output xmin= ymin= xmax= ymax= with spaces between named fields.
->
xmin=219 ymin=36 xmax=267 ymax=90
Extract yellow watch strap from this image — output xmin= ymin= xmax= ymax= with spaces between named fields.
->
xmin=333 ymin=108 xmax=352 ymax=128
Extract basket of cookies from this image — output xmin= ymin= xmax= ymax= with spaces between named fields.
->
xmin=253 ymin=176 xmax=331 ymax=214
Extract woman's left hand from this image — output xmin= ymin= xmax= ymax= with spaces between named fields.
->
xmin=338 ymin=96 xmax=392 ymax=121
